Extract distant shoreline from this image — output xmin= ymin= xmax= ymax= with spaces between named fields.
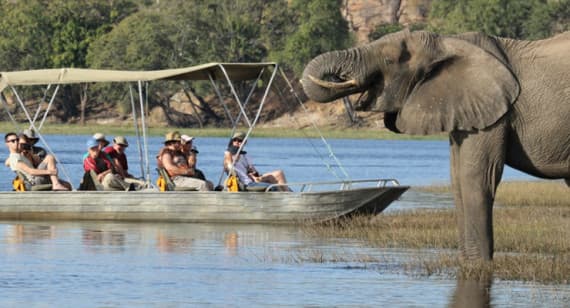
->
xmin=0 ymin=121 xmax=446 ymax=140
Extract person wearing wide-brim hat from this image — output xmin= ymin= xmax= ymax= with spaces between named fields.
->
xmin=103 ymin=136 xmax=146 ymax=190
xmin=156 ymin=131 xmax=210 ymax=191
xmin=223 ymin=131 xmax=289 ymax=191
xmin=21 ymin=128 xmax=47 ymax=160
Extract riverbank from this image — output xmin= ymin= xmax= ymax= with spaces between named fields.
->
xmin=0 ymin=122 xmax=445 ymax=140
xmin=301 ymin=181 xmax=569 ymax=283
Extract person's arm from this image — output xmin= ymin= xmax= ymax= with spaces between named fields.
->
xmin=112 ymin=156 xmax=128 ymax=177
xmin=187 ymin=153 xmax=197 ymax=169
xmin=223 ymin=151 xmax=233 ymax=172
xmin=244 ymin=156 xmax=260 ymax=181
xmin=162 ymin=152 xmax=193 ymax=177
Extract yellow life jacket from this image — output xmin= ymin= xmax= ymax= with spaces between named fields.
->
xmin=156 ymin=175 xmax=167 ymax=192
xmin=12 ymin=176 xmax=26 ymax=192
xmin=226 ymin=174 xmax=239 ymax=192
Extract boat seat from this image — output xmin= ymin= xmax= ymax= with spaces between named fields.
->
xmin=13 ymin=171 xmax=52 ymax=192
xmin=156 ymin=168 xmax=197 ymax=191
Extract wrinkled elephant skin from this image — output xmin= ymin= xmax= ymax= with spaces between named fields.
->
xmin=302 ymin=30 xmax=570 ymax=260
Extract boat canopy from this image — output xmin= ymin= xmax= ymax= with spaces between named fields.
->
xmin=1 ymin=62 xmax=351 ymax=189
xmin=0 ymin=62 xmax=277 ymax=92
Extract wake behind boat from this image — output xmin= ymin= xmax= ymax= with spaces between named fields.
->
xmin=0 ymin=63 xmax=408 ymax=223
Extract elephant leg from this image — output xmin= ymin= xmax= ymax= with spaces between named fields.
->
xmin=450 ymin=123 xmax=507 ymax=260
xmin=449 ymin=138 xmax=465 ymax=256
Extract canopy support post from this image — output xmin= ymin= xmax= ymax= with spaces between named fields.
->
xmin=129 ymin=85 xmax=145 ymax=182
xmin=138 ymin=81 xmax=151 ymax=185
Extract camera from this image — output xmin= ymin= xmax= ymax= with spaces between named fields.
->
xmin=20 ymin=143 xmax=32 ymax=151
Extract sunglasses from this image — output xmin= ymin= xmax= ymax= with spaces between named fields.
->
xmin=6 ymin=139 xmax=18 ymax=143
xmin=232 ymin=138 xmax=243 ymax=142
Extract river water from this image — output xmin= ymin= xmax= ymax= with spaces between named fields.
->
xmin=0 ymin=135 xmax=568 ymax=306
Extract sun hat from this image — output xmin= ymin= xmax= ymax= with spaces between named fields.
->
xmin=113 ymin=136 xmax=129 ymax=147
xmin=181 ymin=134 xmax=194 ymax=144
xmin=86 ymin=138 xmax=100 ymax=150
xmin=22 ymin=128 xmax=39 ymax=144
xmin=231 ymin=131 xmax=246 ymax=141
xmin=191 ymin=145 xmax=199 ymax=154
xmin=93 ymin=132 xmax=110 ymax=147
xmin=164 ymin=131 xmax=182 ymax=144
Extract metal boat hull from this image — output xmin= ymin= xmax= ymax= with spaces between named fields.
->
xmin=0 ymin=186 xmax=408 ymax=223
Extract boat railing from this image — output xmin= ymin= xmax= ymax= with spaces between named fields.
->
xmin=267 ymin=178 xmax=402 ymax=193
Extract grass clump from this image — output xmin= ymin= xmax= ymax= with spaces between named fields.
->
xmin=300 ymin=181 xmax=569 ymax=283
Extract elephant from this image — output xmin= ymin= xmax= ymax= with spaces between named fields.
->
xmin=301 ymin=29 xmax=570 ymax=261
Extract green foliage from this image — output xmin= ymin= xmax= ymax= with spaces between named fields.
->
xmin=275 ymin=0 xmax=352 ymax=75
xmin=0 ymin=0 xmax=53 ymax=70
xmin=428 ymin=0 xmax=567 ymax=39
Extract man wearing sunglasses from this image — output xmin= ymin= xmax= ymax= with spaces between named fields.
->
xmin=4 ymin=132 xmax=69 ymax=191
xmin=224 ymin=132 xmax=288 ymax=191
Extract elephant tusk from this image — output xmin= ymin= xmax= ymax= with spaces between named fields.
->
xmin=307 ymin=75 xmax=357 ymax=89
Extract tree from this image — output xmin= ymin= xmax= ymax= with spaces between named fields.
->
xmin=47 ymin=0 xmax=138 ymax=68
xmin=428 ymin=0 xmax=565 ymax=39
xmin=0 ymin=0 xmax=53 ymax=70
xmin=276 ymin=0 xmax=352 ymax=75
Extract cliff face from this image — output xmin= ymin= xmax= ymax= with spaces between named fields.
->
xmin=341 ymin=0 xmax=432 ymax=43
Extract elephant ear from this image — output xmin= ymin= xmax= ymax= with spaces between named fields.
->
xmin=396 ymin=37 xmax=520 ymax=135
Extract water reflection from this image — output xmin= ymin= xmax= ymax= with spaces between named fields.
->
xmin=5 ymin=224 xmax=56 ymax=244
xmin=156 ymin=230 xmax=194 ymax=254
xmin=1 ymin=221 xmax=568 ymax=306
xmin=449 ymin=278 xmax=491 ymax=308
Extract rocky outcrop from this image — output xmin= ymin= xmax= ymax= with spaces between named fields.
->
xmin=341 ymin=0 xmax=432 ymax=43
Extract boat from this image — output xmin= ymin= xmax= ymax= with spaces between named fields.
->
xmin=0 ymin=63 xmax=409 ymax=223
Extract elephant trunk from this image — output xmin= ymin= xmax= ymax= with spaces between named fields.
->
xmin=302 ymin=48 xmax=373 ymax=103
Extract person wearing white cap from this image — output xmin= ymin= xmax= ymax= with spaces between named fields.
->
xmin=180 ymin=135 xmax=213 ymax=190
xmin=92 ymin=132 xmax=110 ymax=148
xmin=223 ymin=132 xmax=288 ymax=191
xmin=104 ymin=136 xmax=146 ymax=189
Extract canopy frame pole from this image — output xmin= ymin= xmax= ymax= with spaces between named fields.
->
xmin=37 ymin=85 xmax=60 ymax=132
xmin=129 ymin=84 xmax=145 ymax=181
xmin=9 ymin=85 xmax=75 ymax=188
xmin=217 ymin=65 xmax=252 ymax=128
xmin=215 ymin=68 xmax=266 ymax=188
xmin=138 ymin=80 xmax=151 ymax=185
xmin=229 ymin=68 xmax=265 ymax=138
xmin=223 ymin=64 xmax=279 ymax=187
xmin=277 ymin=68 xmax=351 ymax=180
xmin=208 ymin=72 xmax=235 ymax=127
xmin=31 ymin=84 xmax=51 ymax=125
